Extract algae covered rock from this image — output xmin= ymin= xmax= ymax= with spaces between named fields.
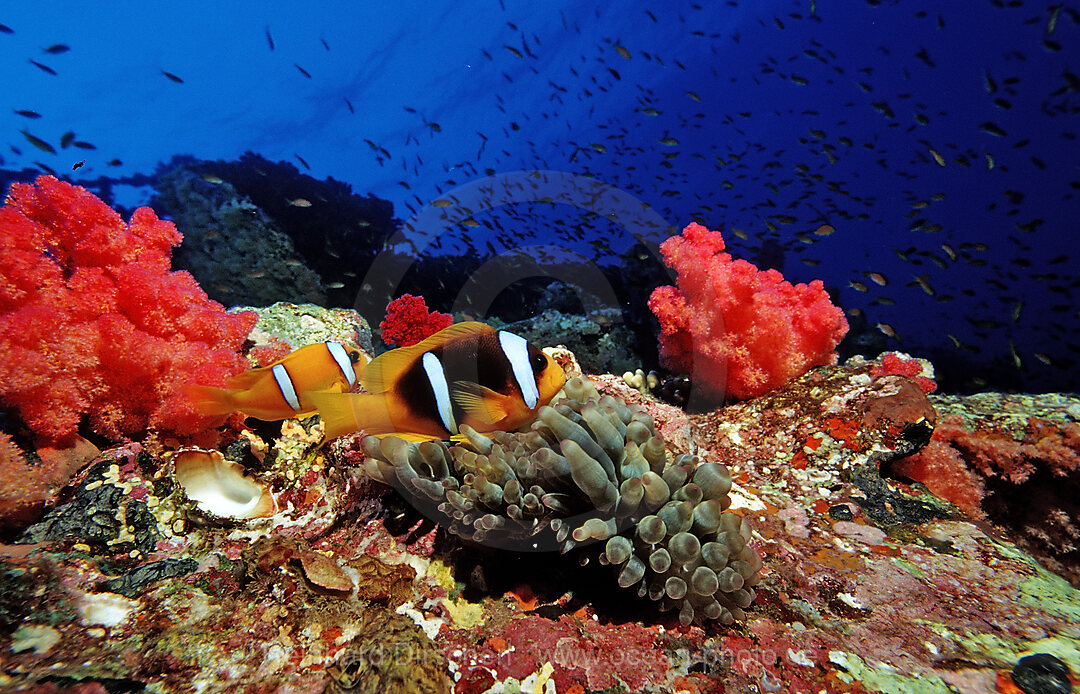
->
xmin=154 ymin=165 xmax=326 ymax=307
xmin=235 ymin=301 xmax=374 ymax=358
xmin=499 ymin=308 xmax=638 ymax=376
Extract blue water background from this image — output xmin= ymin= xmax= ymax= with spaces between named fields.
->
xmin=2 ymin=1 xmax=1077 ymax=392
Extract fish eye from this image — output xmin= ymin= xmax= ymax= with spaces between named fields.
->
xmin=531 ymin=351 xmax=547 ymax=373
xmin=348 ymin=348 xmax=362 ymax=363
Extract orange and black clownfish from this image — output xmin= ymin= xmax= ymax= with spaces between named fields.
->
xmin=309 ymin=322 xmax=566 ymax=442
xmin=185 ymin=342 xmax=368 ymax=421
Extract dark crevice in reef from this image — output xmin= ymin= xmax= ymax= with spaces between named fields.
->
xmin=981 ymin=466 xmax=1080 ymax=587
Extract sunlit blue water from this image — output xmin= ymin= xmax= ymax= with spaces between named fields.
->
xmin=3 ymin=1 xmax=1077 ymax=393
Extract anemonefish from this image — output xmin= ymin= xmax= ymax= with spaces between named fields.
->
xmin=186 ymin=342 xmax=368 ymax=421
xmin=309 ymin=322 xmax=566 ymax=442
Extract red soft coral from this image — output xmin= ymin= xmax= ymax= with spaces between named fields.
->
xmin=889 ymin=439 xmax=986 ymax=519
xmin=870 ymin=351 xmax=938 ymax=394
xmin=379 ymin=294 xmax=453 ymax=348
xmin=249 ymin=336 xmax=293 ymax=366
xmin=0 ymin=176 xmax=256 ymax=444
xmin=648 ymin=222 xmax=848 ymax=402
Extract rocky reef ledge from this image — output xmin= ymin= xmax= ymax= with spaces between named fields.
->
xmin=1 ymin=308 xmax=1077 ymax=693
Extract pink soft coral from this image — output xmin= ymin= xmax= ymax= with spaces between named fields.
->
xmin=379 ymin=294 xmax=453 ymax=348
xmin=0 ymin=176 xmax=256 ymax=444
xmin=889 ymin=438 xmax=986 ymax=519
xmin=870 ymin=351 xmax=938 ymax=394
xmin=648 ymin=222 xmax=848 ymax=402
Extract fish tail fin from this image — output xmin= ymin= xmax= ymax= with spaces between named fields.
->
xmin=307 ymin=392 xmax=395 ymax=440
xmin=183 ymin=384 xmax=238 ymax=417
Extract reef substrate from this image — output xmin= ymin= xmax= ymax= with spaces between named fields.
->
xmin=1 ymin=334 xmax=1078 ymax=693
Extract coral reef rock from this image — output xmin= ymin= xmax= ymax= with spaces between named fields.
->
xmin=499 ymin=308 xmax=639 ymax=376
xmin=198 ymin=152 xmax=397 ymax=307
xmin=889 ymin=391 xmax=1080 ymax=587
xmin=236 ymin=301 xmax=374 ymax=361
xmin=154 ymin=164 xmax=327 ymax=307
xmin=3 ymin=351 xmax=1078 ymax=693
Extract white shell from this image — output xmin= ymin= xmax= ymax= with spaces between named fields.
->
xmin=172 ymin=448 xmax=276 ymax=520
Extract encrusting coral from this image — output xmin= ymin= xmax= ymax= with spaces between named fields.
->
xmin=361 ymin=376 xmax=762 ymax=625
xmin=870 ymin=351 xmax=937 ymax=394
xmin=888 ymin=396 xmax=1080 ymax=585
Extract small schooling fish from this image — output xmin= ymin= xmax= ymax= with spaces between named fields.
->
xmin=310 ymin=322 xmax=566 ymax=441
xmin=186 ymin=342 xmax=367 ymax=421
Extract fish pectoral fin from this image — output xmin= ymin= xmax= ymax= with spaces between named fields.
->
xmin=451 ymin=381 xmax=509 ymax=425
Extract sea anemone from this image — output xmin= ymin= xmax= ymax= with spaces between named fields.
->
xmin=361 ymin=377 xmax=761 ymax=624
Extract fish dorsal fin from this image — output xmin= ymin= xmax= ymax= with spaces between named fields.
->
xmin=415 ymin=321 xmax=494 ymax=347
xmin=359 ymin=322 xmax=494 ymax=393
xmin=223 ymin=365 xmax=272 ymax=390
xmin=451 ymin=381 xmax=510 ymax=425
xmin=358 ymin=348 xmax=412 ymax=393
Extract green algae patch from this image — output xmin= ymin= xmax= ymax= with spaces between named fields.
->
xmin=828 ymin=651 xmax=953 ymax=693
xmin=956 ymin=632 xmax=1080 ymax=674
xmin=1016 ymin=563 xmax=1080 ymax=624
xmin=893 ymin=557 xmax=925 ymax=579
